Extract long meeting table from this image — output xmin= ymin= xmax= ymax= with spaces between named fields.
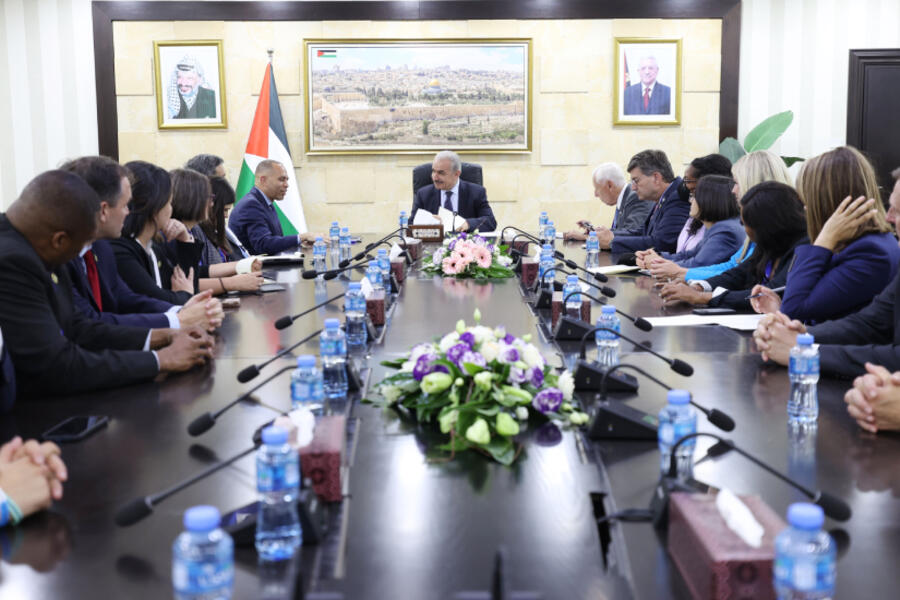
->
xmin=2 ymin=237 xmax=900 ymax=599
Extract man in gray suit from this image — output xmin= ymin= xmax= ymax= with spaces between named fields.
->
xmin=564 ymin=162 xmax=652 ymax=242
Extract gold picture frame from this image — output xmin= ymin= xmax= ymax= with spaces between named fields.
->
xmin=153 ymin=40 xmax=227 ymax=130
xmin=613 ymin=37 xmax=682 ymax=127
xmin=303 ymin=38 xmax=532 ymax=155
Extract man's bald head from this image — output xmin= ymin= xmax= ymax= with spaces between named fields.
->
xmin=254 ymin=160 xmax=289 ymax=201
xmin=6 ymin=170 xmax=100 ymax=266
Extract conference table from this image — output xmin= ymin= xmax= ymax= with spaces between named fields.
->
xmin=2 ymin=236 xmax=900 ymax=599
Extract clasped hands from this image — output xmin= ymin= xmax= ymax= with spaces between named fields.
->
xmin=0 ymin=437 xmax=68 ymax=520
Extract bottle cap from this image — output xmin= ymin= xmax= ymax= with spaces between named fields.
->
xmin=566 ymin=275 xmax=578 ymax=283
xmin=183 ymin=505 xmax=221 ymax=532
xmin=324 ymin=318 xmax=340 ymax=329
xmin=261 ymin=426 xmax=288 ymax=446
xmin=377 ymin=248 xmax=388 ymax=256
xmin=542 ymin=244 xmax=552 ymax=251
xmin=400 ymin=210 xmax=406 ymax=215
xmin=331 ymin=221 xmax=338 ymax=226
xmin=601 ymin=305 xmax=616 ymax=315
xmin=296 ymin=354 xmax=316 ymax=368
xmin=667 ymin=389 xmax=690 ymax=405
xmin=588 ymin=231 xmax=597 ymax=237
xmin=797 ymin=333 xmax=814 ymax=345
xmin=348 ymin=282 xmax=361 ymax=290
xmin=315 ymin=236 xmax=323 ymax=241
xmin=541 ymin=211 xmax=547 ymax=215
xmin=341 ymin=227 xmax=349 ymax=233
xmin=787 ymin=502 xmax=824 ymax=530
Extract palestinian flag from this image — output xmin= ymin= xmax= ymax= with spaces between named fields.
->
xmin=623 ymin=53 xmax=630 ymax=89
xmin=235 ymin=61 xmax=307 ymax=235
xmin=317 ymin=49 xmax=337 ymax=58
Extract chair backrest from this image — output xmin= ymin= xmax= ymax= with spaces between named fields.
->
xmin=412 ymin=162 xmax=483 ymax=195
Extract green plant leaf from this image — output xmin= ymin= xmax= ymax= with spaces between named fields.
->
xmin=743 ymin=110 xmax=794 ymax=152
xmin=482 ymin=437 xmax=516 ymax=466
xmin=781 ymin=156 xmax=805 ymax=167
xmin=718 ymin=137 xmax=746 ymax=164
xmin=380 ymin=357 xmax=407 ymax=369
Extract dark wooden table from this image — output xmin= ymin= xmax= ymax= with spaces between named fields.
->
xmin=2 ymin=239 xmax=899 ymax=599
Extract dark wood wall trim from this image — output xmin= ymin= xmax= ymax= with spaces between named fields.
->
xmin=92 ymin=0 xmax=741 ymax=159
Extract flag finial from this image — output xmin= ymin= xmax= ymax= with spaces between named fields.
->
xmin=267 ymin=48 xmax=274 ymax=63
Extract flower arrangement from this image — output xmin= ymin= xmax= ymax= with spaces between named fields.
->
xmin=422 ymin=232 xmax=515 ymax=279
xmin=367 ymin=310 xmax=588 ymax=465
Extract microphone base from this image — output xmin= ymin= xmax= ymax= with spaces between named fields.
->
xmin=574 ymin=360 xmax=639 ymax=393
xmin=552 ymin=314 xmax=594 ymax=340
xmin=224 ymin=487 xmax=326 ymax=547
xmin=346 ymin=360 xmax=367 ymax=393
xmin=588 ymin=400 xmax=658 ymax=441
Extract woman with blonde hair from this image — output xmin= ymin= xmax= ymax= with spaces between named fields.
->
xmin=643 ymin=149 xmax=792 ymax=281
xmin=750 ymin=146 xmax=900 ymax=323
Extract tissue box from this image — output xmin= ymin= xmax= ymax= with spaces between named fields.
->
xmin=550 ymin=292 xmax=591 ymax=328
xmin=520 ymin=256 xmax=539 ymax=287
xmin=402 ymin=238 xmax=422 ymax=260
xmin=366 ymin=290 xmax=385 ymax=325
xmin=668 ymin=492 xmax=786 ymax=600
xmin=298 ymin=415 xmax=345 ymax=503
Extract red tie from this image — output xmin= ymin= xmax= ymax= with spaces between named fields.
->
xmin=643 ymin=87 xmax=650 ymax=111
xmin=84 ymin=250 xmax=103 ymax=311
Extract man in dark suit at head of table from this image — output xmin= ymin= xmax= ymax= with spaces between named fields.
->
xmin=0 ymin=170 xmax=214 ymax=397
xmin=410 ymin=150 xmax=497 ymax=233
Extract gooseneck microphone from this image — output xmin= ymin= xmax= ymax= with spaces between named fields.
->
xmin=275 ymin=293 xmax=346 ymax=330
xmin=339 ymin=227 xmax=405 ymax=268
xmin=187 ymin=365 xmax=294 ymax=437
xmin=577 ymin=326 xmax=693 ymax=376
xmin=557 ymin=273 xmax=616 ymax=299
xmin=115 ymin=443 xmax=260 ymax=527
xmin=562 ymin=291 xmax=649 ymax=330
xmin=237 ymin=329 xmax=323 ymax=383
xmin=553 ymin=249 xmax=609 ymax=283
xmin=500 ymin=226 xmax=542 ymax=246
xmin=664 ymin=432 xmax=852 ymax=522
xmin=600 ymin=363 xmax=735 ymax=432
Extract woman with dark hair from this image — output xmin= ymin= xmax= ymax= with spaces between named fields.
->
xmin=196 ymin=176 xmax=243 ymax=264
xmin=165 ymin=169 xmax=262 ymax=295
xmin=110 ymin=161 xmax=196 ymax=304
xmin=750 ymin=146 xmax=900 ymax=323
xmin=636 ymin=175 xmax=744 ymax=270
xmin=658 ymin=181 xmax=810 ymax=311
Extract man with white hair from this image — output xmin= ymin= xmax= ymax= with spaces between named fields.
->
xmin=623 ymin=55 xmax=671 ymax=115
xmin=410 ymin=150 xmax=496 ymax=232
xmin=169 ymin=55 xmax=216 ymax=119
xmin=564 ymin=162 xmax=652 ymax=241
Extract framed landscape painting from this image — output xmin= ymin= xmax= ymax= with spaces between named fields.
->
xmin=613 ymin=38 xmax=682 ymax=126
xmin=303 ymin=39 xmax=532 ymax=154
xmin=154 ymin=40 xmax=227 ymax=130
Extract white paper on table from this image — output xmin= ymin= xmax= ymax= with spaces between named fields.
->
xmin=438 ymin=206 xmax=459 ymax=232
xmin=589 ymin=264 xmax=642 ymax=275
xmin=413 ymin=210 xmax=441 ymax=225
xmin=389 ymin=242 xmax=404 ymax=261
xmin=360 ymin=275 xmax=375 ymax=298
xmin=643 ymin=313 xmax=764 ymax=331
xmin=716 ymin=488 xmax=764 ymax=548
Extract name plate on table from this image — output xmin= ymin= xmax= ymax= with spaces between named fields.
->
xmin=407 ymin=224 xmax=444 ymax=242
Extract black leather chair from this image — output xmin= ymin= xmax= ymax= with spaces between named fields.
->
xmin=412 ymin=162 xmax=483 ymax=195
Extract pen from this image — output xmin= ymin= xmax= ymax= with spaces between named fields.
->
xmin=745 ymin=286 xmax=786 ymax=300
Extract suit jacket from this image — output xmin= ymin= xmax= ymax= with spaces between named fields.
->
xmin=229 ymin=187 xmax=301 ymax=255
xmin=0 ymin=328 xmax=14 ymax=412
xmin=623 ymin=82 xmax=671 ymax=115
xmin=611 ymin=178 xmax=688 ymax=254
xmin=176 ymin=87 xmax=216 ymax=119
xmin=810 ymin=269 xmax=900 ymax=378
xmin=781 ymin=232 xmax=900 ymax=324
xmin=705 ymin=235 xmax=810 ymax=311
xmin=110 ymin=237 xmax=192 ymax=305
xmin=610 ymin=187 xmax=653 ymax=236
xmin=65 ymin=240 xmax=173 ymax=329
xmin=661 ymin=217 xmax=746 ymax=269
xmin=0 ymin=215 xmax=158 ymax=397
xmin=411 ymin=180 xmax=497 ymax=232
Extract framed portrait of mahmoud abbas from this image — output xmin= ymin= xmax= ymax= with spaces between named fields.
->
xmin=613 ymin=38 xmax=682 ymax=126
xmin=154 ymin=40 xmax=227 ymax=130
xmin=303 ymin=39 xmax=532 ymax=154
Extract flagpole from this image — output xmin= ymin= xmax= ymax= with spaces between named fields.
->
xmin=267 ymin=48 xmax=274 ymax=63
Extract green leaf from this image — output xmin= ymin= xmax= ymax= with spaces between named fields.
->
xmin=483 ymin=437 xmax=516 ymax=466
xmin=433 ymin=358 xmax=462 ymax=379
xmin=743 ymin=110 xmax=794 ymax=153
xmin=476 ymin=405 xmax=501 ymax=417
xmin=781 ymin=156 xmax=805 ymax=167
xmin=380 ymin=357 xmax=407 ymax=369
xmin=718 ymin=137 xmax=746 ymax=164
xmin=462 ymin=362 xmax=485 ymax=375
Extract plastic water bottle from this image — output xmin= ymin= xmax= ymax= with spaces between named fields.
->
xmin=594 ymin=306 xmax=621 ymax=367
xmin=255 ymin=426 xmax=301 ymax=561
xmin=788 ymin=334 xmax=819 ymax=425
xmin=563 ymin=274 xmax=581 ymax=317
xmin=173 ymin=505 xmax=234 ymax=600
xmin=539 ymin=211 xmax=548 ymax=239
xmin=377 ymin=248 xmax=391 ymax=291
xmin=344 ymin=282 xmax=367 ymax=347
xmin=585 ymin=231 xmax=600 ymax=269
xmin=365 ymin=261 xmax=383 ymax=292
xmin=339 ymin=227 xmax=351 ymax=262
xmin=320 ymin=318 xmax=348 ymax=399
xmin=774 ymin=503 xmax=836 ymax=599
xmin=312 ymin=236 xmax=327 ymax=275
xmin=329 ymin=221 xmax=340 ymax=250
xmin=545 ymin=220 xmax=556 ymax=248
xmin=399 ymin=210 xmax=408 ymax=234
xmin=538 ymin=244 xmax=555 ymax=290
xmin=290 ymin=354 xmax=323 ymax=411
xmin=657 ymin=389 xmax=696 ymax=478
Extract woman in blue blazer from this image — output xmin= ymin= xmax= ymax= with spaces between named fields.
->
xmin=751 ymin=146 xmax=900 ymax=324
xmin=638 ymin=175 xmax=745 ymax=270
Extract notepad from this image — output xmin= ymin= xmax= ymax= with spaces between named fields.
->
xmin=643 ymin=313 xmax=764 ymax=331
xmin=588 ymin=265 xmax=642 ymax=275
